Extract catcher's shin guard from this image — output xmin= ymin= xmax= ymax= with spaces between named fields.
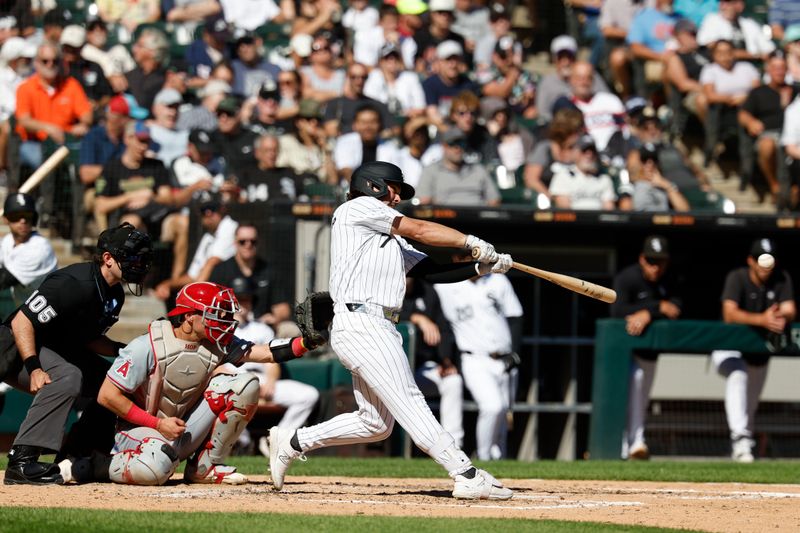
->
xmin=200 ymin=373 xmax=259 ymax=465
xmin=109 ymin=436 xmax=179 ymax=486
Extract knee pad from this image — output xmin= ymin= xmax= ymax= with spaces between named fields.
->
xmin=110 ymin=438 xmax=178 ymax=486
xmin=203 ymin=373 xmax=259 ymax=464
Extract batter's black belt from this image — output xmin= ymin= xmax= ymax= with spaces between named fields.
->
xmin=345 ymin=303 xmax=400 ymax=324
xmin=462 ymin=350 xmax=507 ymax=359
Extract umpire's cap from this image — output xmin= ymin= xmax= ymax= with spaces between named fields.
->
xmin=349 ymin=161 xmax=415 ymax=201
xmin=3 ymin=192 xmax=38 ymax=225
xmin=96 ymin=223 xmax=153 ymax=284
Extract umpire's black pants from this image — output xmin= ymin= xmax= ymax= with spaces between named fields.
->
xmin=0 ymin=326 xmax=115 ymax=456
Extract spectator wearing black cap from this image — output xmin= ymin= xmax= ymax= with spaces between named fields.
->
xmin=247 ymin=81 xmax=295 ymax=137
xmin=474 ymin=2 xmax=511 ymax=70
xmin=324 ymin=62 xmax=395 ymax=138
xmin=480 ymin=35 xmax=534 ymax=118
xmin=664 ymin=18 xmax=709 ymax=125
xmin=126 ymin=28 xmax=169 ymax=111
xmin=41 ymin=7 xmax=70 ymax=44
xmin=611 ymin=235 xmax=682 ymax=460
xmin=423 ymin=40 xmax=479 ymax=129
xmin=738 ymin=51 xmax=794 ymax=202
xmin=212 ymin=95 xmax=259 ymax=180
xmin=711 ymin=239 xmax=796 ymax=462
xmin=417 ymin=127 xmax=500 ymax=206
xmin=171 ymin=129 xmax=225 ymax=201
xmin=0 ymin=193 xmax=57 ymax=303
xmin=185 ymin=14 xmax=232 ymax=81
xmin=549 ymin=135 xmax=617 ymax=210
xmin=177 ymin=79 xmax=232 ymax=132
xmin=277 ymin=99 xmax=337 ymax=184
xmin=154 ymin=191 xmax=238 ymax=301
xmin=232 ymin=32 xmax=281 ymax=99
xmin=363 ymin=43 xmax=426 ymax=118
xmin=353 ymin=4 xmax=401 ymax=68
xmin=60 ymin=25 xmax=114 ymax=111
xmin=239 ymin=134 xmax=302 ymax=201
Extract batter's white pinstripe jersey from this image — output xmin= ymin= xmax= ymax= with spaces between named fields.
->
xmin=434 ymin=274 xmax=523 ymax=354
xmin=330 ymin=196 xmax=426 ymax=310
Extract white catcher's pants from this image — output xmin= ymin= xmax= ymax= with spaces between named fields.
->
xmin=711 ymin=350 xmax=768 ymax=441
xmin=622 ymin=356 xmax=656 ymax=457
xmin=461 ymin=352 xmax=512 ymax=461
xmin=415 ymin=361 xmax=464 ymax=447
xmin=297 ymin=313 xmax=471 ymax=474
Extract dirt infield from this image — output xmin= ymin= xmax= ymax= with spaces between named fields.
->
xmin=2 ymin=472 xmax=800 ymax=532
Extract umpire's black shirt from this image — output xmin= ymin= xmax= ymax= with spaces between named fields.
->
xmin=611 ymin=263 xmax=682 ymax=319
xmin=6 ymin=262 xmax=124 ymax=358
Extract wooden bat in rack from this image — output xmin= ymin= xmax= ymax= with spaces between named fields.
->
xmin=0 ymin=146 xmax=70 ymax=217
xmin=472 ymin=248 xmax=617 ymax=304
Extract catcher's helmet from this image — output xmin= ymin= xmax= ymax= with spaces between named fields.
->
xmin=349 ymin=161 xmax=415 ymax=201
xmin=168 ymin=281 xmax=240 ymax=349
xmin=3 ymin=193 xmax=38 ymax=225
xmin=96 ymin=223 xmax=153 ymax=287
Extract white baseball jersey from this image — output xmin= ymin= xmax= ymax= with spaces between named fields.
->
xmin=0 ymin=232 xmax=57 ymax=286
xmin=329 ymin=196 xmax=426 ymax=310
xmin=573 ymin=92 xmax=625 ymax=151
xmin=434 ymin=274 xmax=523 ymax=355
xmin=187 ymin=215 xmax=239 ymax=278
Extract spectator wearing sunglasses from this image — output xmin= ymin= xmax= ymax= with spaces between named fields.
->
xmin=611 ymin=235 xmax=682 ymax=461
xmin=417 ymin=127 xmax=500 ymax=206
xmin=210 ymin=223 xmax=293 ymax=329
xmin=444 ymin=91 xmax=497 ymax=165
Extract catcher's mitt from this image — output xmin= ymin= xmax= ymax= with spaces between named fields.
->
xmin=295 ymin=291 xmax=334 ymax=349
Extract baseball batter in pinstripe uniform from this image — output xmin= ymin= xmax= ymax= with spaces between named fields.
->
xmin=269 ymin=161 xmax=515 ymax=500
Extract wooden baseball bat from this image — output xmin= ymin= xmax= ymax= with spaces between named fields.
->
xmin=472 ymin=248 xmax=617 ymax=303
xmin=0 ymin=146 xmax=70 ymax=217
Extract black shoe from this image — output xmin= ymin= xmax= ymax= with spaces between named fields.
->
xmin=4 ymin=445 xmax=64 ymax=485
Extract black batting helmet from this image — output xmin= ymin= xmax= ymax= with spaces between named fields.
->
xmin=96 ymin=223 xmax=153 ymax=286
xmin=3 ymin=193 xmax=38 ymax=225
xmin=349 ymin=161 xmax=415 ymax=201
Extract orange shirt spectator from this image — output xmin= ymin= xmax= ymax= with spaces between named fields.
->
xmin=15 ymin=73 xmax=92 ymax=141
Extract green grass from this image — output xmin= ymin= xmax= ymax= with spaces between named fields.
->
xmin=4 ymin=455 xmax=797 ymax=484
xmin=0 ymin=508 xmax=702 ymax=533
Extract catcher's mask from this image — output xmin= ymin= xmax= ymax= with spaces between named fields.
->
xmin=96 ymin=223 xmax=153 ymax=296
xmin=348 ymin=161 xmax=415 ymax=201
xmin=168 ymin=281 xmax=240 ymax=351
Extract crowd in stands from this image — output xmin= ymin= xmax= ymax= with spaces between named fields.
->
xmin=0 ymin=2 xmax=800 ymax=285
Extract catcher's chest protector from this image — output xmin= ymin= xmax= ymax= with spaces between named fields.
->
xmin=144 ymin=320 xmax=222 ymax=419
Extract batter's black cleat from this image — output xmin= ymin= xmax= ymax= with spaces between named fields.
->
xmin=4 ymin=445 xmax=64 ymax=485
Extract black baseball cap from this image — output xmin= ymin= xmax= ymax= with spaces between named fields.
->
xmin=229 ymin=276 xmax=255 ymax=298
xmin=750 ymin=238 xmax=777 ymax=258
xmin=216 ymin=95 xmax=241 ymax=115
xmin=642 ymin=235 xmax=670 ymax=260
xmin=577 ymin=134 xmax=597 ymax=152
xmin=258 ymin=79 xmax=280 ymax=100
xmin=196 ymin=191 xmax=222 ymax=213
xmin=189 ymin=129 xmax=214 ymax=152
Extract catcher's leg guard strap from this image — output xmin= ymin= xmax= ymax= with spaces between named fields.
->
xmin=201 ymin=373 xmax=259 ymax=466
xmin=109 ymin=437 xmax=178 ymax=486
xmin=428 ymin=432 xmax=472 ymax=477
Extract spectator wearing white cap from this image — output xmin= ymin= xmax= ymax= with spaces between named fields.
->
xmin=423 ymin=40 xmax=479 ymax=129
xmin=148 ymin=88 xmax=190 ymax=167
xmin=536 ymin=35 xmax=609 ymax=123
xmin=353 ymin=4 xmax=401 ymax=68
xmin=0 ymin=37 xmax=35 ymax=174
xmin=60 ymin=25 xmax=113 ymax=110
xmin=177 ymin=79 xmax=232 ymax=132
xmin=408 ymin=0 xmax=467 ymax=73
xmin=363 ymin=43 xmax=426 ymax=118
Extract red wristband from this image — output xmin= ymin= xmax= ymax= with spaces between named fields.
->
xmin=125 ymin=403 xmax=159 ymax=429
xmin=291 ymin=337 xmax=308 ymax=357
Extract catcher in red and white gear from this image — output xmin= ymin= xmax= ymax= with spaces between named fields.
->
xmin=57 ymin=281 xmax=319 ymax=486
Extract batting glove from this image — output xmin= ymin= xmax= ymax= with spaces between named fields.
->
xmin=477 ymin=253 xmax=512 ymax=275
xmin=465 ymin=234 xmax=498 ymax=263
